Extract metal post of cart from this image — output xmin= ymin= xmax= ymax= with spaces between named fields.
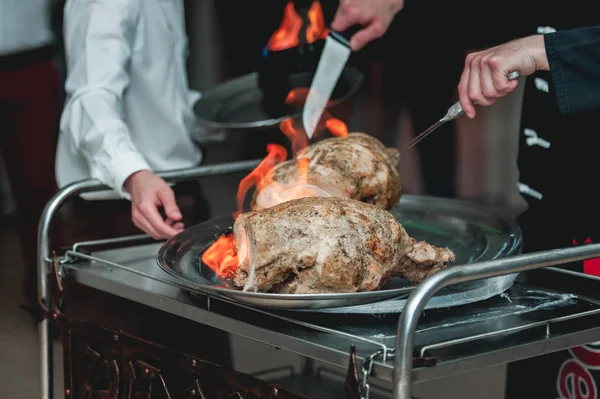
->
xmin=392 ymin=243 xmax=600 ymax=399
xmin=36 ymin=160 xmax=260 ymax=399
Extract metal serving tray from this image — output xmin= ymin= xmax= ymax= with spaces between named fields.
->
xmin=157 ymin=195 xmax=522 ymax=311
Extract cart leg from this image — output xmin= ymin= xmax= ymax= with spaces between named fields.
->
xmin=38 ymin=190 xmax=64 ymax=399
xmin=39 ymin=252 xmax=53 ymax=399
xmin=34 ymin=160 xmax=262 ymax=399
xmin=39 ymin=318 xmax=53 ymax=399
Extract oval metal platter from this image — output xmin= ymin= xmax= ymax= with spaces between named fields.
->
xmin=157 ymin=195 xmax=522 ymax=312
xmin=193 ymin=67 xmax=364 ymax=130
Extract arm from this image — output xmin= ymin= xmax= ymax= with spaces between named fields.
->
xmin=545 ymin=26 xmax=600 ymax=115
xmin=61 ymin=0 xmax=150 ymax=196
xmin=61 ymin=0 xmax=182 ymax=239
xmin=457 ymin=26 xmax=600 ymax=118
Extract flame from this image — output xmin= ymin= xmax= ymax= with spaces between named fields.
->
xmin=201 ymin=234 xmax=238 ymax=278
xmin=279 ymin=118 xmax=308 ymax=155
xmin=267 ymin=1 xmax=328 ymax=52
xmin=326 ymin=118 xmax=349 ymax=136
xmin=235 ymin=87 xmax=348 ymax=216
xmin=306 ymin=1 xmax=329 ymax=43
xmin=268 ymin=2 xmax=302 ymax=51
xmin=285 ymin=88 xmax=311 ymax=107
xmin=235 ymin=144 xmax=288 ymax=219
xmin=204 ymin=87 xmax=348 ymax=281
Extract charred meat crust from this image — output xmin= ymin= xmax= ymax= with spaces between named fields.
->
xmin=233 ymin=197 xmax=454 ymax=294
xmin=251 ymin=133 xmax=402 ymax=210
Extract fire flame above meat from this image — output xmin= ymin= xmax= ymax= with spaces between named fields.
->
xmin=267 ymin=1 xmax=329 ymax=52
xmin=201 ymin=87 xmax=348 ymax=278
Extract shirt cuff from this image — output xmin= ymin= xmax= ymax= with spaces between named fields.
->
xmin=544 ymin=32 xmax=570 ymax=115
xmin=90 ymin=141 xmax=151 ymax=200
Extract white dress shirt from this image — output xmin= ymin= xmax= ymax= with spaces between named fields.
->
xmin=0 ymin=0 xmax=54 ymax=55
xmin=56 ymin=0 xmax=205 ymax=199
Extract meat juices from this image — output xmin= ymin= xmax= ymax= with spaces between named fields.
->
xmin=233 ymin=197 xmax=455 ymax=294
xmin=252 ymin=133 xmax=402 ymax=211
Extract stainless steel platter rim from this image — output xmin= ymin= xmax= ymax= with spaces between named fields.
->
xmin=193 ymin=68 xmax=364 ymax=130
xmin=156 ymin=253 xmax=415 ymax=301
xmin=156 ymin=195 xmax=522 ymax=309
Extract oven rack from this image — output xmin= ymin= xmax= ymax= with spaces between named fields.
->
xmin=36 ymin=162 xmax=600 ymax=399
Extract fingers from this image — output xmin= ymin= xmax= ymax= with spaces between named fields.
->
xmin=332 ymin=1 xmax=389 ymax=51
xmin=132 ymin=208 xmax=160 ymax=239
xmin=166 ymin=218 xmax=185 ymax=232
xmin=157 ymin=189 xmax=182 ymax=221
xmin=480 ymin=58 xmax=497 ymax=99
xmin=172 ymin=222 xmax=185 ymax=231
xmin=489 ymin=57 xmax=519 ymax=94
xmin=331 ymin=1 xmax=355 ymax=32
xmin=349 ymin=20 xmax=385 ymax=51
xmin=458 ymin=62 xmax=476 ymax=119
xmin=467 ymin=57 xmax=495 ymax=108
xmin=133 ymin=201 xmax=179 ymax=240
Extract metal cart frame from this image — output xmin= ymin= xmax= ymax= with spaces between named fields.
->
xmin=36 ymin=163 xmax=600 ymax=399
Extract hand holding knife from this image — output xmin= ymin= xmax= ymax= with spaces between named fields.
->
xmin=303 ymin=0 xmax=404 ymax=139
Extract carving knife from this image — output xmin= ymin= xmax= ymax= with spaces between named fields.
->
xmin=303 ymin=29 xmax=355 ymax=139
xmin=403 ymin=71 xmax=521 ymax=151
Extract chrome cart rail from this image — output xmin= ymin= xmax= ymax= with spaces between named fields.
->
xmin=37 ymin=160 xmax=261 ymax=399
xmin=37 ymin=164 xmax=600 ymax=399
xmin=393 ymin=245 xmax=600 ymax=398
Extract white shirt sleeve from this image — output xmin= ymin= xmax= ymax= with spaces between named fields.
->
xmin=60 ymin=0 xmax=150 ymax=198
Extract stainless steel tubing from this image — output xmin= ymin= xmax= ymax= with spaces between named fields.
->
xmin=37 ymin=160 xmax=260 ymax=399
xmin=393 ymin=243 xmax=600 ymax=399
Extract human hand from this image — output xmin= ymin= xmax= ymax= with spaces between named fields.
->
xmin=458 ymin=34 xmax=549 ymax=118
xmin=331 ymin=0 xmax=404 ymax=51
xmin=123 ymin=170 xmax=184 ymax=240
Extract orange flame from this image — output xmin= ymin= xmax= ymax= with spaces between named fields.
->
xmin=235 ymin=144 xmax=288 ymax=219
xmin=326 ymin=118 xmax=349 ymax=137
xmin=268 ymin=2 xmax=302 ymax=51
xmin=203 ymin=87 xmax=348 ymax=280
xmin=280 ymin=118 xmax=308 ymax=154
xmin=268 ymin=1 xmax=329 ymax=52
xmin=306 ymin=1 xmax=329 ymax=43
xmin=201 ymin=234 xmax=238 ymax=278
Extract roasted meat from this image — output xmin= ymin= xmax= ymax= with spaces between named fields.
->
xmin=233 ymin=197 xmax=455 ymax=294
xmin=251 ymin=133 xmax=402 ymax=211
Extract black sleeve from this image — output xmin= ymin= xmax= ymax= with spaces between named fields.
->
xmin=545 ymin=26 xmax=600 ymax=115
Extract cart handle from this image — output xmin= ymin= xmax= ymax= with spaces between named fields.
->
xmin=36 ymin=159 xmax=260 ymax=399
xmin=393 ymin=242 xmax=600 ymax=399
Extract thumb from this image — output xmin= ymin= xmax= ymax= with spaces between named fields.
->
xmin=157 ymin=189 xmax=182 ymax=221
xmin=489 ymin=58 xmax=520 ymax=92
xmin=331 ymin=8 xmax=353 ymax=32
xmin=506 ymin=79 xmax=519 ymax=92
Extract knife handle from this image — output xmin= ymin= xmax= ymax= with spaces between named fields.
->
xmin=329 ymin=25 xmax=362 ymax=49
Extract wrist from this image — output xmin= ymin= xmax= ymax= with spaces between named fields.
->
xmin=532 ymin=34 xmax=550 ymax=71
xmin=123 ymin=169 xmax=152 ymax=193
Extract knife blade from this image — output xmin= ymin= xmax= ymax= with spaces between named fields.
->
xmin=302 ymin=30 xmax=352 ymax=139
